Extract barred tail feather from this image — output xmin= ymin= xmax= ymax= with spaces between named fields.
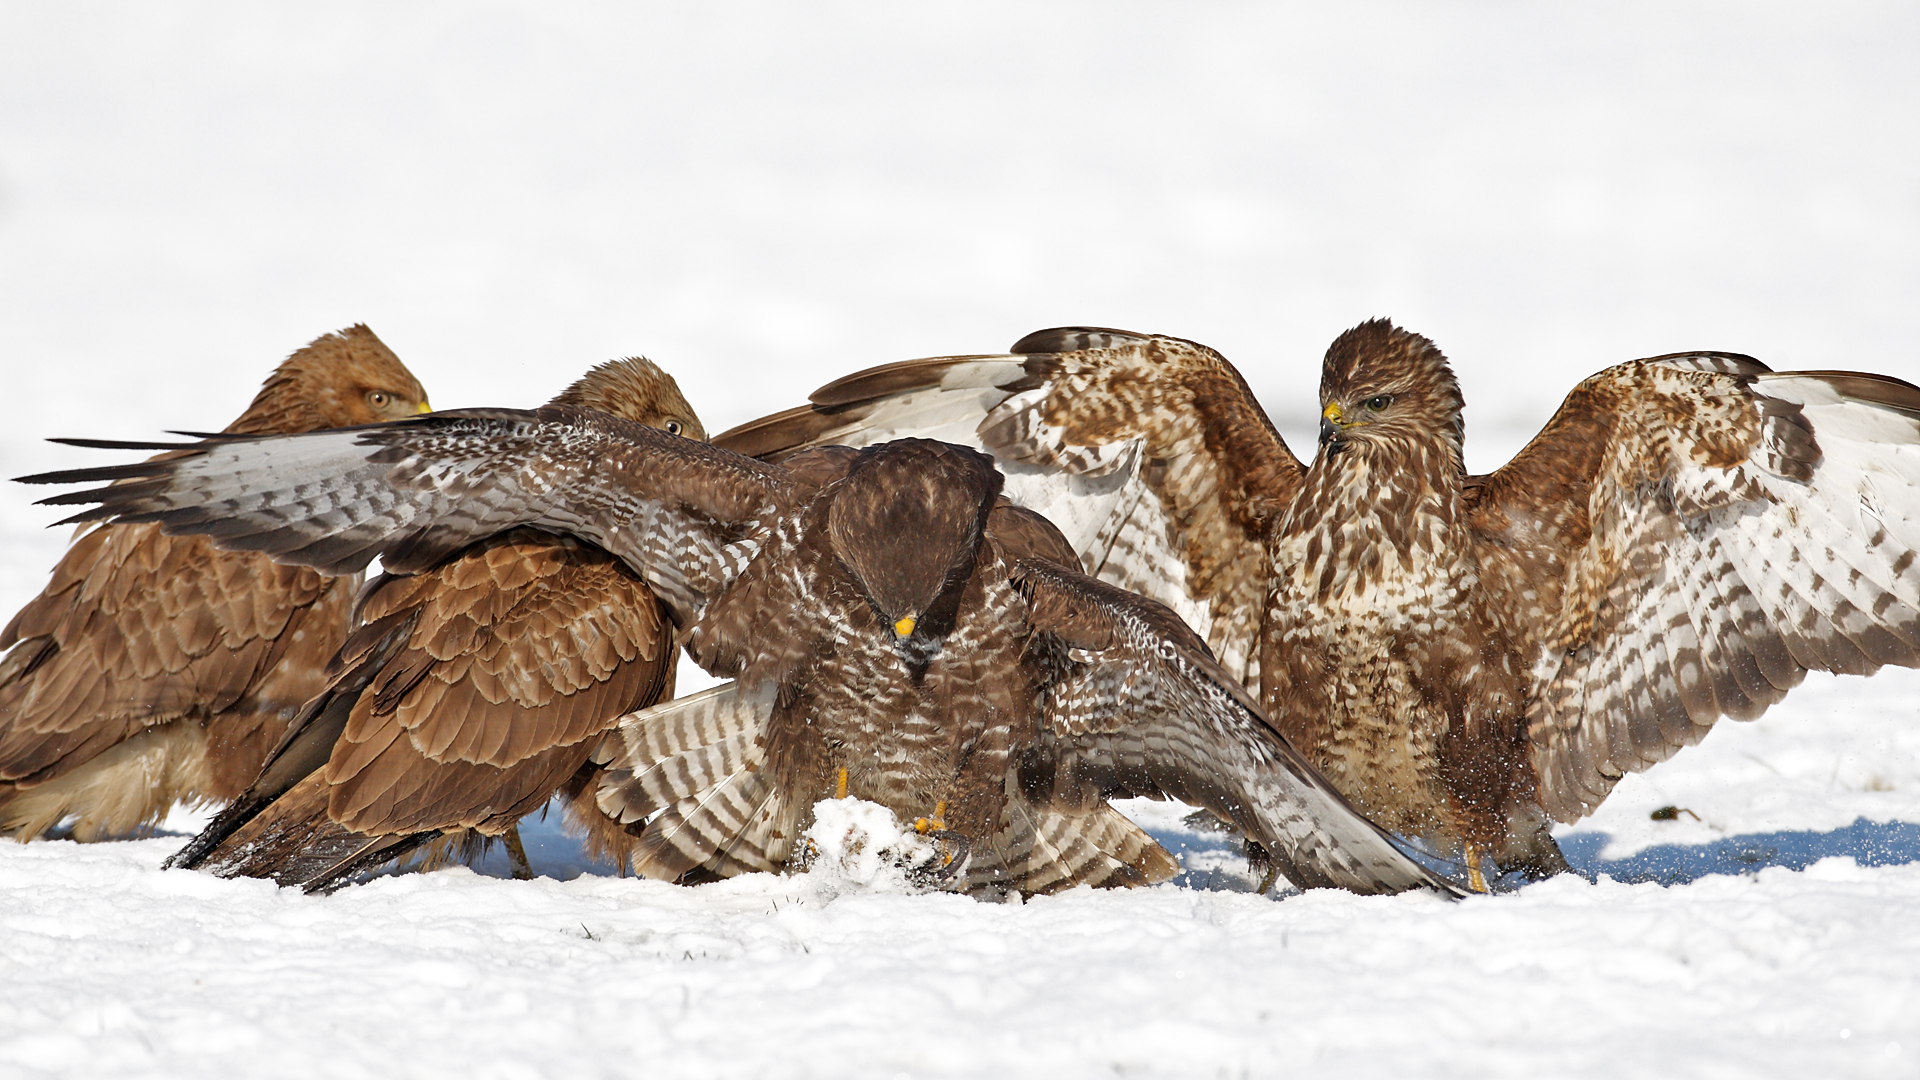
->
xmin=969 ymin=792 xmax=1179 ymax=895
xmin=592 ymin=681 xmax=770 ymax=826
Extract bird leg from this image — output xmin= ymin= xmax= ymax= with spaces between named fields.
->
xmin=1255 ymin=861 xmax=1282 ymax=896
xmin=834 ymin=767 xmax=849 ymax=799
xmin=502 ymin=825 xmax=534 ymax=881
xmin=1465 ymin=843 xmax=1489 ymax=893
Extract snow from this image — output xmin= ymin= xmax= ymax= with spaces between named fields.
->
xmin=4 ymin=4 xmax=1920 ymax=1078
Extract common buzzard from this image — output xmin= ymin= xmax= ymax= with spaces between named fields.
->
xmin=25 ymin=406 xmax=1457 ymax=897
xmin=0 ymin=326 xmax=429 ymax=841
xmin=715 ymin=322 xmax=1920 ymax=886
xmin=162 ymin=358 xmax=706 ymax=891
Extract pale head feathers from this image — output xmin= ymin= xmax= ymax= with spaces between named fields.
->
xmin=549 ymin=357 xmax=707 ymax=441
xmin=229 ymin=324 xmax=431 ymax=436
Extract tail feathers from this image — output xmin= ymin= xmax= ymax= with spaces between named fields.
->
xmin=190 ymin=771 xmax=433 ymax=893
xmin=594 ymin=681 xmax=769 ymax=825
xmin=969 ymin=796 xmax=1179 ymax=895
xmin=591 ymin=681 xmax=794 ymax=881
xmin=629 ymin=768 xmax=797 ymax=881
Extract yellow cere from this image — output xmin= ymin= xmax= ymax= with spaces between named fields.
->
xmin=893 ymin=615 xmax=917 ymax=637
xmin=1322 ymin=402 xmax=1345 ymax=424
xmin=417 ymin=401 xmax=433 ymax=414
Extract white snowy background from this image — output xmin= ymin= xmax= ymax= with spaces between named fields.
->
xmin=3 ymin=3 xmax=1920 ymax=1077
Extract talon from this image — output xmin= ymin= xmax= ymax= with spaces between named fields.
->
xmin=928 ymin=830 xmax=970 ymax=879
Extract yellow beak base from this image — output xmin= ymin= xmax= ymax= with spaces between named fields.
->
xmin=893 ymin=615 xmax=917 ymax=637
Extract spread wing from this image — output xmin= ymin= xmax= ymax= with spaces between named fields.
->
xmin=173 ymin=530 xmax=677 ymax=890
xmin=715 ymin=328 xmax=1304 ymax=687
xmin=24 ymin=406 xmax=794 ymax=623
xmin=0 ymin=521 xmax=348 ymax=827
xmin=1467 ymin=355 xmax=1920 ymax=821
xmin=1010 ymin=558 xmax=1460 ymax=897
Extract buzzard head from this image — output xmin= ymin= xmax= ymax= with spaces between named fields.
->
xmin=548 ymin=357 xmax=708 ymax=441
xmin=232 ymin=324 xmax=432 ymax=435
xmin=826 ymin=440 xmax=1002 ymax=651
xmin=1316 ymin=319 xmax=1464 ymax=463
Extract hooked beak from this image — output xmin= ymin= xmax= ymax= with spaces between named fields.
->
xmin=1318 ymin=401 xmax=1348 ymax=450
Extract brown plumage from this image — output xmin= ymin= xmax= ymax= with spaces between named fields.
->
xmin=711 ymin=321 xmax=1920 ymax=884
xmin=0 ymin=325 xmax=429 ymax=841
xmin=160 ymin=358 xmax=705 ymax=891
xmin=27 ymin=404 xmax=1459 ymax=896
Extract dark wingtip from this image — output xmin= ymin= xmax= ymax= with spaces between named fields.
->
xmin=45 ymin=507 xmax=122 ymax=528
xmin=18 ymin=461 xmax=171 ymax=486
xmin=1008 ymin=326 xmax=1155 ymax=355
xmin=47 ymin=436 xmax=202 ymax=451
xmin=807 ymin=354 xmax=1008 ymax=409
xmin=711 ymin=404 xmax=847 ymax=461
xmin=1785 ymin=370 xmax=1920 ymax=419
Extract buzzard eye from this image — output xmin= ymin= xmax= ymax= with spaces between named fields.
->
xmin=367 ymin=391 xmax=391 ymax=409
xmin=664 ymin=420 xmax=684 ymax=436
xmin=1365 ymin=395 xmax=1392 ymax=412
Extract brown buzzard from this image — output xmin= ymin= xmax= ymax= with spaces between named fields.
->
xmin=0 ymin=326 xmax=429 ymax=841
xmin=26 ymin=406 xmax=1457 ymax=896
xmin=160 ymin=358 xmax=706 ymax=891
xmin=715 ymin=321 xmax=1920 ymax=886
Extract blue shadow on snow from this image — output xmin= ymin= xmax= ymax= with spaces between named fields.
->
xmin=1558 ymin=816 xmax=1920 ymax=886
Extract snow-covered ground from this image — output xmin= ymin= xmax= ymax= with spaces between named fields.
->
xmin=4 ymin=4 xmax=1920 ymax=1078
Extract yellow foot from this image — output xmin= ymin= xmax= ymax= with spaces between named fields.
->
xmin=835 ymin=766 xmax=849 ymax=799
xmin=913 ymin=800 xmax=949 ymax=835
xmin=1466 ymin=844 xmax=1490 ymax=894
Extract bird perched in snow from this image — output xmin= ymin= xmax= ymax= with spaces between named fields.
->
xmin=0 ymin=325 xmax=431 ymax=842
xmin=160 ymin=358 xmax=707 ymax=892
xmin=25 ymin=403 xmax=1456 ymax=897
xmin=713 ymin=320 xmax=1920 ymax=888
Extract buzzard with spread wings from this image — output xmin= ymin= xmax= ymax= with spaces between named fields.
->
xmin=0 ymin=326 xmax=429 ymax=841
xmin=716 ymin=321 xmax=1920 ymax=886
xmin=24 ymin=402 xmax=1456 ymax=897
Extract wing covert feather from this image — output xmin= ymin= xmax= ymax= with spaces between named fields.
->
xmin=0 ymin=522 xmax=346 ymax=790
xmin=318 ymin=531 xmax=677 ymax=835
